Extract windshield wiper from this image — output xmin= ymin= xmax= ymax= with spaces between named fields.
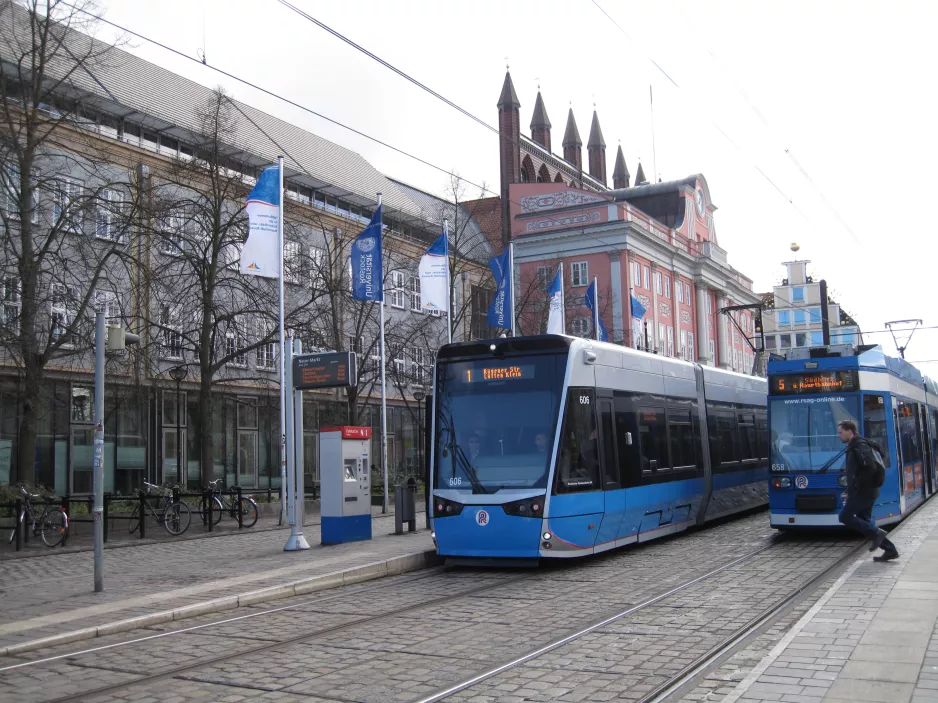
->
xmin=438 ymin=412 xmax=494 ymax=494
xmin=818 ymin=446 xmax=848 ymax=474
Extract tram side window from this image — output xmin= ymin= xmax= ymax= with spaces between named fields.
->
xmin=898 ymin=401 xmax=923 ymax=465
xmin=668 ymin=409 xmax=697 ymax=471
xmin=862 ymin=395 xmax=890 ymax=468
xmin=738 ymin=411 xmax=758 ymax=462
xmin=614 ymin=401 xmax=641 ymax=488
xmin=638 ymin=407 xmax=669 ymax=475
xmin=553 ymin=388 xmax=601 ymax=494
xmin=755 ymin=409 xmax=768 ymax=460
xmin=598 ymin=400 xmax=620 ymax=488
xmin=710 ymin=409 xmax=739 ymax=470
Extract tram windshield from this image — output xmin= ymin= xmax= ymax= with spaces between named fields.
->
xmin=769 ymin=395 xmax=860 ymax=472
xmin=433 ymin=353 xmax=566 ymax=493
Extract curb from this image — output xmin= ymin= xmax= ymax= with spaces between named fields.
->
xmin=0 ymin=548 xmax=441 ymax=658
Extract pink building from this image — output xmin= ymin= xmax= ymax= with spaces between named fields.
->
xmin=468 ymin=72 xmax=762 ymax=374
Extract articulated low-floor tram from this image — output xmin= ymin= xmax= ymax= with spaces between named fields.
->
xmin=428 ymin=335 xmax=768 ymax=562
xmin=767 ymin=345 xmax=938 ymax=529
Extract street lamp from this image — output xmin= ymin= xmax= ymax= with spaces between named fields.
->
xmin=412 ymin=388 xmax=426 ymax=477
xmin=169 ymin=365 xmax=187 ymax=487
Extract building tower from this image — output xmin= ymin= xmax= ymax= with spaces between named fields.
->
xmin=634 ymin=161 xmax=648 ymax=186
xmin=562 ymin=108 xmax=583 ymax=174
xmin=587 ymin=110 xmax=607 ymax=186
xmin=497 ymin=70 xmax=521 ymax=246
xmin=530 ymin=91 xmax=551 ymax=153
xmin=612 ymin=145 xmax=630 ymax=189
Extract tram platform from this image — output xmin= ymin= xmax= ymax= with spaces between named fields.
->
xmin=727 ymin=496 xmax=938 ymax=703
xmin=0 ymin=509 xmax=435 ymax=658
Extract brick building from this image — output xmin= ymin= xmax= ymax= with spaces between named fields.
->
xmin=469 ymin=72 xmax=764 ymax=374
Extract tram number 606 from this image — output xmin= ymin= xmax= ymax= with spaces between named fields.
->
xmin=579 ymin=395 xmax=590 ymax=405
xmin=448 ymin=477 xmax=462 ymax=487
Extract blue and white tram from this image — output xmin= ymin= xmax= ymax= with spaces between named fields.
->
xmin=428 ymin=335 xmax=768 ymax=562
xmin=767 ymin=346 xmax=938 ymax=529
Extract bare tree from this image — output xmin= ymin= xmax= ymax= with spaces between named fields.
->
xmin=0 ymin=0 xmax=141 ymax=486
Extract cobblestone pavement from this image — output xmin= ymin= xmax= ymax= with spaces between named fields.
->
xmin=0 ymin=510 xmax=868 ymax=703
xmin=0 ymin=509 xmax=433 ymax=650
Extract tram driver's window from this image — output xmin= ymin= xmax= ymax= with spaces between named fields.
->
xmin=863 ymin=395 xmax=890 ymax=467
xmin=553 ymin=389 xmax=600 ymax=494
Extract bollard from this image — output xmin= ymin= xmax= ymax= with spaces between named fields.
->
xmin=13 ymin=498 xmax=21 ymax=551
xmin=139 ymin=490 xmax=146 ymax=540
xmin=237 ymin=486 xmax=243 ymax=529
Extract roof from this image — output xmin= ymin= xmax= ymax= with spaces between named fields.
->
xmin=390 ymin=180 xmax=493 ymax=263
xmin=530 ymin=91 xmax=551 ymax=130
xmin=497 ymin=71 xmax=520 ymax=109
xmin=609 ymin=174 xmax=704 ymax=230
xmin=0 ymin=2 xmax=427 ymax=222
xmin=633 ymin=162 xmax=648 ymax=186
xmin=587 ymin=111 xmax=605 ymax=149
xmin=612 ymin=145 xmax=629 ymax=181
xmin=562 ymin=108 xmax=582 ymax=147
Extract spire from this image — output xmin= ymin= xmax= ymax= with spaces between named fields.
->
xmin=497 ymin=70 xmax=520 ymax=109
xmin=587 ymin=110 xmax=605 ymax=149
xmin=635 ymin=161 xmax=648 ymax=186
xmin=530 ymin=90 xmax=552 ymax=152
xmin=562 ymin=108 xmax=582 ymax=147
xmin=612 ymin=145 xmax=630 ymax=189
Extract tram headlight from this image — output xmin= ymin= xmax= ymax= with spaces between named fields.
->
xmin=838 ymin=475 xmax=848 ymax=487
xmin=772 ymin=477 xmax=792 ymax=489
xmin=543 ymin=532 xmax=552 ymax=541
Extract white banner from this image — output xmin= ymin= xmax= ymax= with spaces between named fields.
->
xmin=240 ymin=166 xmax=280 ymax=279
xmin=419 ymin=232 xmax=449 ymax=312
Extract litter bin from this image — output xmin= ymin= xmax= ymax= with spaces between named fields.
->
xmin=394 ymin=481 xmax=417 ymax=535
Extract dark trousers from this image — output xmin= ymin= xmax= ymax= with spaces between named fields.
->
xmin=840 ymin=497 xmax=897 ymax=552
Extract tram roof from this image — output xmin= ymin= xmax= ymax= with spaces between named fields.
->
xmin=768 ymin=344 xmax=935 ymax=391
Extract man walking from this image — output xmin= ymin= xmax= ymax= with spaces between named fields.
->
xmin=838 ymin=420 xmax=899 ymax=561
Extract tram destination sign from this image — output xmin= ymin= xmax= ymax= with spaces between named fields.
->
xmin=293 ymin=351 xmax=357 ymax=390
xmin=770 ymin=369 xmax=859 ymax=396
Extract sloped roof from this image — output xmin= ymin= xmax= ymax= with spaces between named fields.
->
xmin=612 ymin=145 xmax=629 ymax=181
xmin=497 ymin=71 xmax=520 ymax=109
xmin=0 ymin=2 xmax=426 ymax=221
xmin=587 ymin=111 xmax=605 ymax=149
xmin=530 ymin=91 xmax=551 ymax=130
xmin=562 ymin=108 xmax=582 ymax=147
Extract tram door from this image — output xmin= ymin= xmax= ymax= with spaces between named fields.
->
xmin=925 ymin=407 xmax=937 ymax=497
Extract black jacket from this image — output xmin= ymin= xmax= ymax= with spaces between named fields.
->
xmin=845 ymin=436 xmax=883 ymax=500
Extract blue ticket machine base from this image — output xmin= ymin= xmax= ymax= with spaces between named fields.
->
xmin=319 ymin=426 xmax=372 ymax=545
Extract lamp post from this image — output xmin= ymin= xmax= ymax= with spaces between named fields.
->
xmin=412 ymin=388 xmax=425 ymax=477
xmin=169 ymin=365 xmax=187 ymax=487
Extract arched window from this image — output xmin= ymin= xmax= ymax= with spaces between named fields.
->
xmin=554 ymin=172 xmax=564 ymax=183
xmin=521 ymin=156 xmax=535 ymax=184
xmin=537 ymin=165 xmax=550 ymax=183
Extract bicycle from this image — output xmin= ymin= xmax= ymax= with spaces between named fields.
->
xmin=128 ymin=481 xmax=191 ymax=536
xmin=202 ymin=479 xmax=259 ymax=528
xmin=5 ymin=487 xmax=69 ymax=548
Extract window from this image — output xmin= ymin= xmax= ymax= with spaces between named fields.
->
xmin=709 ymin=409 xmax=738 ymax=468
xmin=738 ymin=411 xmax=758 ymax=462
xmin=666 ymin=327 xmax=674 ymax=357
xmin=50 ymin=283 xmax=77 ymax=343
xmin=283 ymin=241 xmax=301 ymax=285
xmin=389 ymin=271 xmax=405 ymax=309
xmin=658 ymin=324 xmax=666 ymax=352
xmin=571 ymin=316 xmax=591 ymax=338
xmin=410 ymin=276 xmax=422 ymax=312
xmin=553 ymin=388 xmax=600 ymax=494
xmin=2 ymin=163 xmax=38 ymax=222
xmin=370 ymin=354 xmax=382 ymax=375
xmin=571 ymin=262 xmax=588 ymax=287
xmin=159 ymin=304 xmax=182 ymax=359
xmin=863 ymin=395 xmax=890 ymax=467
xmin=630 ymin=261 xmax=641 ymax=287
xmin=537 ymin=265 xmax=553 ymax=290
xmin=643 ymin=266 xmax=650 ymax=290
xmin=668 ymin=409 xmax=697 ymax=470
xmin=256 ymin=324 xmax=276 ymax=370
xmin=689 ymin=332 xmax=695 ymax=360
xmin=898 ymin=401 xmax=923 ymax=465
xmin=777 ymin=310 xmax=791 ymax=326
xmin=410 ymin=347 xmax=425 ymax=382
xmin=708 ymin=338 xmax=715 ymax=360
xmin=2 ymin=277 xmax=19 ymax=329
xmin=794 ymin=310 xmax=805 ymax=326
xmin=809 ymin=308 xmax=822 ymax=324
xmin=680 ymin=329 xmax=687 ymax=359
xmin=677 ymin=280 xmax=684 ymax=304
xmin=779 ymin=334 xmax=792 ymax=349
xmin=766 ymin=335 xmax=778 ymax=350
xmin=792 ymin=287 xmax=805 ymax=303
xmin=664 ymin=275 xmax=671 ymax=299
xmin=810 ymin=331 xmax=823 ymax=346
xmin=93 ymin=290 xmax=120 ymax=324
xmin=54 ymin=178 xmax=82 ymax=232
xmin=795 ymin=332 xmax=808 ymax=347
xmin=638 ymin=407 xmax=669 ymax=474
xmin=706 ymin=295 xmax=712 ymax=315
xmin=393 ymin=356 xmax=405 ymax=376
xmin=654 ymin=271 xmax=662 ymax=295
xmin=309 ymin=247 xmax=325 ymax=290
xmin=95 ymin=188 xmax=122 ymax=242
xmin=684 ymin=283 xmax=691 ymax=304
xmin=160 ymin=212 xmax=187 ymax=255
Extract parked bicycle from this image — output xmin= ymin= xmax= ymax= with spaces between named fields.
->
xmin=5 ymin=487 xmax=69 ymax=547
xmin=202 ymin=479 xmax=259 ymax=528
xmin=128 ymin=481 xmax=191 ymax=536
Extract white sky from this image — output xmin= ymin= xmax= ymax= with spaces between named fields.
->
xmin=99 ymin=0 xmax=938 ymax=367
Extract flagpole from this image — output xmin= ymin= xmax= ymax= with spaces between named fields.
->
xmin=443 ymin=218 xmax=452 ymax=344
xmin=593 ymin=276 xmax=600 ymax=341
xmin=508 ymin=242 xmax=516 ymax=337
xmin=377 ymin=193 xmax=389 ymax=514
xmin=277 ymin=155 xmax=288 ymax=525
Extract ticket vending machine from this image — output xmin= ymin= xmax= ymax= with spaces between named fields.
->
xmin=319 ymin=426 xmax=372 ymax=544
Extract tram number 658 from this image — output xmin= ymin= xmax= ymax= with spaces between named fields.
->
xmin=579 ymin=395 xmax=590 ymax=405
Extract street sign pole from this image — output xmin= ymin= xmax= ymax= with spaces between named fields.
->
xmin=93 ymin=310 xmax=105 ymax=592
xmin=286 ymin=337 xmax=310 ymax=550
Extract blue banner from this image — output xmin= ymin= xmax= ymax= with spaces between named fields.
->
xmin=585 ymin=280 xmax=608 ymax=342
xmin=351 ymin=205 xmax=383 ymax=302
xmin=486 ymin=249 xmax=512 ymax=329
xmin=546 ymin=267 xmax=564 ymax=335
xmin=630 ymin=292 xmax=647 ymax=319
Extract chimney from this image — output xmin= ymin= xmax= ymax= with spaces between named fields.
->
xmin=530 ymin=91 xmax=551 ymax=152
xmin=612 ymin=145 xmax=630 ymax=189
xmin=497 ymin=71 xmax=521 ymax=246
xmin=586 ymin=110 xmax=607 ymax=185
xmin=562 ymin=108 xmax=582 ymax=173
